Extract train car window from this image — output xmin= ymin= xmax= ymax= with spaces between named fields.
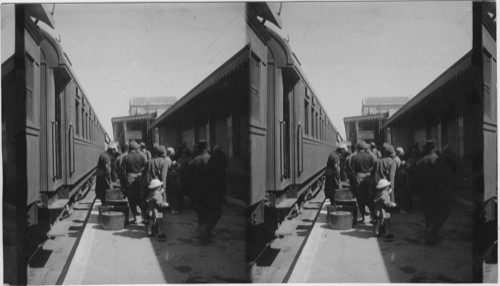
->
xmin=81 ymin=107 xmax=85 ymax=139
xmin=483 ymin=49 xmax=493 ymax=118
xmin=85 ymin=112 xmax=88 ymax=140
xmin=304 ymin=99 xmax=309 ymax=135
xmin=311 ymin=110 xmax=315 ymax=138
xmin=250 ymin=53 xmax=261 ymax=122
xmin=75 ymin=100 xmax=80 ymax=136
xmin=315 ymin=113 xmax=319 ymax=139
xmin=25 ymin=54 xmax=35 ymax=122
xmin=321 ymin=120 xmax=324 ymax=141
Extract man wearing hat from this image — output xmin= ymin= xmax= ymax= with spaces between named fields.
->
xmin=116 ymin=144 xmax=129 ymax=191
xmin=95 ymin=142 xmax=117 ymax=206
xmin=370 ymin=143 xmax=397 ymax=215
xmin=121 ymin=141 xmax=148 ymax=223
xmin=141 ymin=145 xmax=172 ymax=217
xmin=370 ymin=142 xmax=382 ymax=160
xmin=189 ymin=140 xmax=222 ymax=244
xmin=140 ymin=142 xmax=152 ymax=161
xmin=414 ymin=140 xmax=453 ymax=245
xmin=349 ymin=141 xmax=377 ymax=223
xmin=166 ymin=147 xmax=184 ymax=213
xmin=324 ymin=147 xmax=341 ymax=203
xmin=394 ymin=147 xmax=410 ymax=213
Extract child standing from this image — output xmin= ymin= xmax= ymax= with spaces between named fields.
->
xmin=146 ymin=179 xmax=169 ymax=240
xmin=373 ymin=179 xmax=397 ymax=241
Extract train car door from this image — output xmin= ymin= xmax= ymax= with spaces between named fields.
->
xmin=40 ymin=33 xmax=71 ymax=193
xmin=65 ymin=82 xmax=77 ymax=185
xmin=293 ymin=81 xmax=305 ymax=184
xmin=25 ymin=28 xmax=42 ymax=209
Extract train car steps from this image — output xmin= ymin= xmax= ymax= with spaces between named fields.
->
xmin=275 ymin=220 xmax=300 ymax=237
xmin=275 ymin=198 xmax=297 ymax=209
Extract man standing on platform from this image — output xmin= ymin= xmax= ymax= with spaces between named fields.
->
xmin=141 ymin=142 xmax=152 ymax=161
xmin=116 ymin=144 xmax=129 ymax=191
xmin=370 ymin=142 xmax=382 ymax=160
xmin=142 ymin=145 xmax=171 ymax=218
xmin=210 ymin=145 xmax=228 ymax=204
xmin=370 ymin=143 xmax=397 ymax=241
xmin=325 ymin=147 xmax=341 ymax=203
xmin=167 ymin=147 xmax=183 ymax=213
xmin=189 ymin=141 xmax=222 ymax=244
xmin=121 ymin=141 xmax=147 ymax=223
xmin=350 ymin=141 xmax=376 ymax=223
xmin=414 ymin=140 xmax=453 ymax=245
xmin=95 ymin=143 xmax=117 ymax=206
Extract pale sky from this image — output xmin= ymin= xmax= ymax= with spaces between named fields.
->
xmin=43 ymin=3 xmax=246 ymax=134
xmin=274 ymin=1 xmax=472 ymax=137
xmin=38 ymin=2 xmax=472 ymax=138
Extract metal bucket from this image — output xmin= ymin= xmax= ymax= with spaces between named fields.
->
xmin=327 ymin=203 xmax=358 ymax=226
xmin=328 ymin=211 xmax=353 ymax=230
xmin=99 ymin=211 xmax=125 ymax=230
xmin=98 ymin=205 xmax=129 ymax=227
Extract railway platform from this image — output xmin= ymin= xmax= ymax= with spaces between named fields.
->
xmin=288 ymin=196 xmax=474 ymax=283
xmin=55 ymin=190 xmax=248 ymax=284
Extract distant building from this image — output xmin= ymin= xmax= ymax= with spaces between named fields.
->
xmin=343 ymin=96 xmax=408 ymax=149
xmin=361 ymin=96 xmax=409 ymax=116
xmin=112 ymin=96 xmax=177 ymax=147
xmin=129 ymin=96 xmax=177 ymax=116
xmin=344 ymin=113 xmax=389 ymax=149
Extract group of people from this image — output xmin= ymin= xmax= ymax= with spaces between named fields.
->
xmin=325 ymin=139 xmax=457 ymax=245
xmin=95 ymin=140 xmax=228 ymax=243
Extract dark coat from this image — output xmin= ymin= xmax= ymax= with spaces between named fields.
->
xmin=188 ymin=151 xmax=213 ymax=200
xmin=95 ymin=151 xmax=112 ymax=196
xmin=325 ymin=151 xmax=341 ymax=197
xmin=371 ymin=156 xmax=397 ymax=191
xmin=350 ymin=151 xmax=376 ymax=174
xmin=121 ymin=151 xmax=147 ymax=174
xmin=143 ymin=156 xmax=171 ymax=191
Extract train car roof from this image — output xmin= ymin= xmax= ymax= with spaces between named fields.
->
xmin=266 ymin=27 xmax=338 ymax=133
xmin=26 ymin=4 xmax=55 ymax=29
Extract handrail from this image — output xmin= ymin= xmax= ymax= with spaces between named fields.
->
xmin=301 ymin=127 xmax=304 ymax=174
xmin=69 ymin=124 xmax=75 ymax=174
xmin=297 ymin=123 xmax=302 ymax=176
xmin=51 ymin=120 xmax=56 ymax=180
xmin=279 ymin=119 xmax=284 ymax=180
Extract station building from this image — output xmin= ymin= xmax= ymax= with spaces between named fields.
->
xmin=111 ymin=96 xmax=176 ymax=147
xmin=382 ymin=3 xmax=496 ymax=280
xmin=383 ymin=3 xmax=496 ymax=203
xmin=150 ymin=48 xmax=250 ymax=202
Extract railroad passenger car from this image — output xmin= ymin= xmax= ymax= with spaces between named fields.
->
xmin=2 ymin=5 xmax=109 ymax=284
xmin=247 ymin=3 xmax=341 ymax=260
